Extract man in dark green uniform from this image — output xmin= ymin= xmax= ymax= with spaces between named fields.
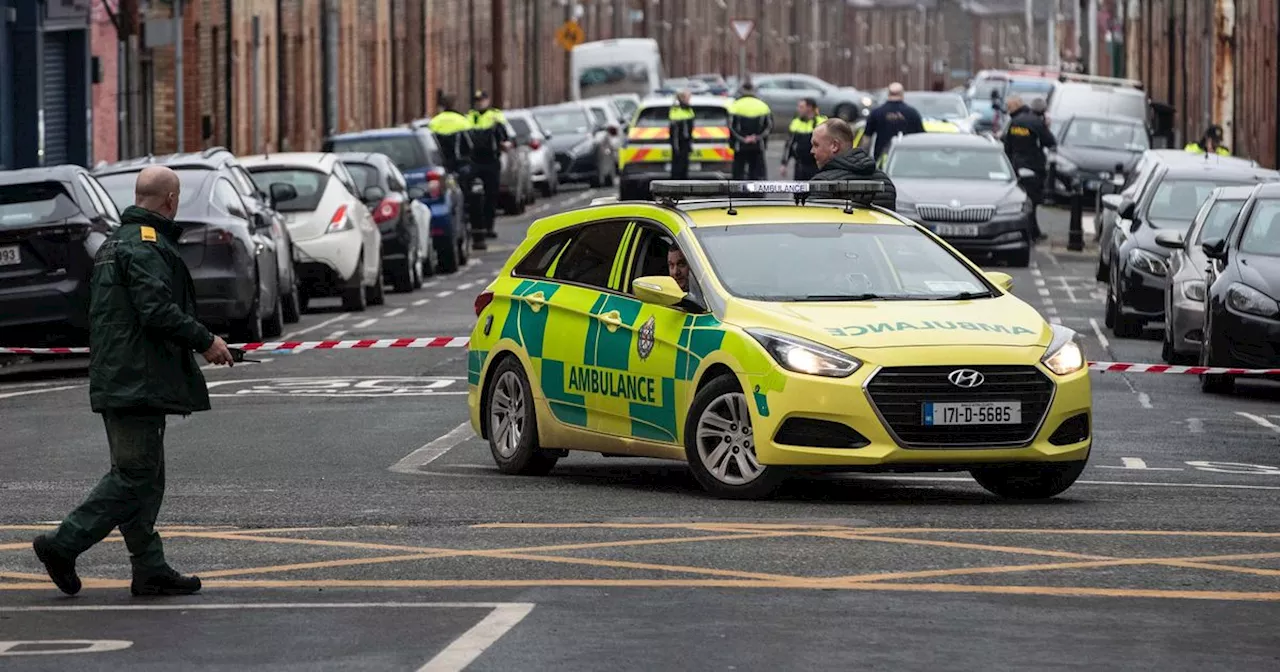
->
xmin=468 ymin=90 xmax=512 ymax=248
xmin=33 ymin=165 xmax=234 ymax=597
xmin=668 ymin=89 xmax=696 ymax=180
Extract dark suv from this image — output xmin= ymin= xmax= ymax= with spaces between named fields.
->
xmin=0 ymin=166 xmax=120 ymax=347
xmin=323 ymin=127 xmax=470 ymax=274
xmin=94 ymin=149 xmax=302 ymax=341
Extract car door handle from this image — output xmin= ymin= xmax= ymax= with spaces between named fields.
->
xmin=523 ymin=291 xmax=548 ymax=312
xmin=596 ymin=310 xmax=623 ymax=331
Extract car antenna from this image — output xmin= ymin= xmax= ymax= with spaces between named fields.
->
xmin=724 ymin=180 xmax=737 ymax=215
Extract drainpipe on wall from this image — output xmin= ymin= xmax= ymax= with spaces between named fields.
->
xmin=175 ymin=0 xmax=183 ymax=152
xmin=1212 ymin=0 xmax=1234 ymax=152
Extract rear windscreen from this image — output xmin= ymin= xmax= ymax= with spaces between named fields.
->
xmin=633 ymin=106 xmax=730 ymax=128
xmin=0 ymin=182 xmax=82 ymax=227
xmin=246 ymin=168 xmax=330 ymax=212
xmin=325 ymin=136 xmax=426 ymax=172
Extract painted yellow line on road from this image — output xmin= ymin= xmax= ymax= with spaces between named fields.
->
xmin=815 ymin=532 xmax=1114 ymax=561
xmin=197 ymin=553 xmax=449 ymax=579
xmin=475 ymin=523 xmax=1280 ymax=538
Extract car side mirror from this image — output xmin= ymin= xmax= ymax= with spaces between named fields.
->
xmin=1202 ymin=238 xmax=1227 ymax=260
xmin=269 ymin=182 xmax=298 ymax=207
xmin=253 ymin=212 xmax=271 ymax=230
xmin=1100 ymin=194 xmax=1123 ymax=211
xmin=1154 ymin=230 xmax=1185 ymax=249
xmin=1119 ymin=200 xmax=1136 ymax=221
xmin=407 ymin=185 xmax=426 ymax=200
xmin=633 ymin=275 xmax=687 ymax=307
xmin=984 ymin=271 xmax=1014 ymax=292
xmin=607 ymin=125 xmax=620 ymax=136
xmin=363 ymin=185 xmax=387 ymax=203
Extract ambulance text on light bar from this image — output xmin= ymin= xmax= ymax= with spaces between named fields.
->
xmin=649 ymin=180 xmax=884 ymax=199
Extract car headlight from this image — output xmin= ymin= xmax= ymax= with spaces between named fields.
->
xmin=747 ymin=329 xmax=862 ymax=378
xmin=1128 ymin=248 xmax=1169 ymax=276
xmin=1042 ymin=324 xmax=1085 ymax=376
xmin=860 ymin=96 xmax=873 ymax=108
xmin=1181 ymin=280 xmax=1206 ymax=302
xmin=570 ymin=139 xmax=594 ymax=157
xmin=1226 ymin=283 xmax=1280 ymax=318
xmin=996 ymin=198 xmax=1029 ymax=215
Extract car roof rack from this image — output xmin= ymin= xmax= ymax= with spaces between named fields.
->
xmin=1057 ymin=72 xmax=1144 ymax=90
xmin=650 ymin=180 xmax=883 ymax=213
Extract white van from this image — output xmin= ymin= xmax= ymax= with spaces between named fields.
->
xmin=570 ymin=38 xmax=665 ymax=101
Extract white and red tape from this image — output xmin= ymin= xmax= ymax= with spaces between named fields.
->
xmin=0 ymin=339 xmax=1277 ymax=376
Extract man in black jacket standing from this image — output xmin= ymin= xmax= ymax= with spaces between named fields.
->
xmin=33 ymin=165 xmax=233 ymax=597
xmin=810 ymin=119 xmax=897 ymax=210
xmin=1002 ymin=95 xmax=1057 ymax=241
xmin=863 ymin=82 xmax=925 ymax=161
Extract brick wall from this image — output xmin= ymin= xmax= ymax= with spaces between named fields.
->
xmin=90 ymin=2 xmax=119 ymax=164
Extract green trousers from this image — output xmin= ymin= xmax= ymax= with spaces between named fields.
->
xmin=49 ymin=410 xmax=169 ymax=574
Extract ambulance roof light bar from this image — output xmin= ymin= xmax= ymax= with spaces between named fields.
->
xmin=650 ymin=180 xmax=883 ymax=204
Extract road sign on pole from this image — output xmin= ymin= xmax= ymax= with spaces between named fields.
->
xmin=730 ymin=19 xmax=755 ymax=42
xmin=555 ymin=20 xmax=585 ymax=51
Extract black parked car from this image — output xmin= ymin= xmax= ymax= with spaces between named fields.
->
xmin=1199 ymin=183 xmax=1280 ymax=393
xmin=1046 ymin=115 xmax=1147 ymax=201
xmin=339 ymin=152 xmax=435 ymax=293
xmin=1101 ymin=160 xmax=1279 ymax=338
xmin=531 ymin=103 xmax=617 ymax=187
xmin=0 ymin=166 xmax=120 ymax=347
xmin=95 ymin=163 xmax=297 ymax=342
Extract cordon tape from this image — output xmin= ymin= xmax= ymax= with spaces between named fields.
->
xmin=0 ymin=338 xmax=1278 ymax=376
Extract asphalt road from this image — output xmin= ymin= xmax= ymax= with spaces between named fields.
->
xmin=2 ymin=157 xmax=1279 ymax=671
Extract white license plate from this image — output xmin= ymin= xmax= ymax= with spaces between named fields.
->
xmin=923 ymin=401 xmax=1022 ymax=426
xmin=936 ymin=224 xmax=980 ymax=237
xmin=0 ymin=245 xmax=19 ymax=266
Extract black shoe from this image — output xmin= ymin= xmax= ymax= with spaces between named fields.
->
xmin=32 ymin=535 xmax=81 ymax=596
xmin=472 ymin=238 xmax=488 ymax=251
xmin=485 ymin=230 xmax=499 ymax=240
xmin=131 ymin=569 xmax=202 ymax=596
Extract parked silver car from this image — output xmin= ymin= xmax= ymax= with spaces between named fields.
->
xmin=1157 ymin=185 xmax=1253 ymax=363
xmin=750 ymin=72 xmax=873 ymax=122
xmin=507 ymin=109 xmax=560 ymax=197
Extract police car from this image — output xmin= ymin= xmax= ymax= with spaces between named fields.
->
xmin=616 ymin=95 xmax=735 ymax=201
xmin=467 ymin=181 xmax=1092 ymax=500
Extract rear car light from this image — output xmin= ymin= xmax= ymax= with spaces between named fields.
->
xmin=326 ymin=204 xmax=353 ymax=234
xmin=179 ymin=226 xmax=234 ymax=245
xmin=529 ymin=139 xmax=542 ymax=150
xmin=373 ymin=197 xmax=400 ymax=224
xmin=474 ymin=290 xmax=494 ymax=316
xmin=426 ymin=169 xmax=444 ymax=199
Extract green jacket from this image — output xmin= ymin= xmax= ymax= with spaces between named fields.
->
xmin=88 ymin=206 xmax=215 ymax=414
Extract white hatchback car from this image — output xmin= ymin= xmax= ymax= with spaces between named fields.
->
xmin=241 ymin=153 xmax=383 ymax=312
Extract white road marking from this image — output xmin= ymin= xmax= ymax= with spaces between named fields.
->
xmin=1049 ymin=316 xmax=1063 ymax=324
xmin=390 ymin=422 xmax=477 ymax=474
xmin=208 ymin=376 xmax=463 ymax=398
xmin=0 ymin=602 xmax=534 ymax=672
xmin=457 ymin=282 xmax=477 ymax=291
xmin=1236 ymin=412 xmax=1280 ymax=435
xmin=1138 ymin=393 xmax=1153 ymax=409
xmin=354 ymin=319 xmax=378 ymax=329
xmin=1187 ymin=417 xmax=1204 ymax=434
xmin=384 ymin=308 xmax=405 ymax=317
xmin=437 ymin=290 xmax=455 ymax=298
xmin=1088 ymin=317 xmax=1111 ymax=351
xmin=1037 ymin=288 xmax=1051 ymax=297
xmin=418 ymin=603 xmax=536 ymax=672
xmin=1033 ymin=277 xmax=1046 ymax=287
xmin=283 ymin=313 xmax=351 ymax=339
xmin=0 ymin=640 xmax=133 ymax=655
xmin=327 ymin=330 xmax=348 ymax=339
xmin=1098 ymin=457 xmax=1182 ymax=471
xmin=413 ymin=298 xmax=431 ymax=306
xmin=0 ymin=385 xmax=83 ymax=400
xmin=422 ymin=280 xmax=441 ymax=288
xmin=849 ymin=475 xmax=1280 ymax=491
xmin=1187 ymin=461 xmax=1280 ymax=475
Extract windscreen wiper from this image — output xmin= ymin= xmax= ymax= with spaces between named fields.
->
xmin=931 ymin=291 xmax=994 ymax=301
xmin=803 ymin=293 xmax=907 ymax=302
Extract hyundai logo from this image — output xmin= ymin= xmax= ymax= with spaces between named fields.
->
xmin=947 ymin=369 xmax=985 ymax=388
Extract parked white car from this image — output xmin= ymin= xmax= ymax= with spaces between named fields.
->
xmin=507 ymin=109 xmax=560 ymax=197
xmin=241 ymin=153 xmax=383 ymax=312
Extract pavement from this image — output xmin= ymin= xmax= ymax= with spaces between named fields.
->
xmin=2 ymin=158 xmax=1279 ymax=671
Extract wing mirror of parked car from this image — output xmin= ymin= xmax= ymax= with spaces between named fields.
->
xmin=1202 ymin=237 xmax=1228 ymax=260
xmin=607 ymin=124 xmax=620 ymax=136
xmin=363 ymin=185 xmax=387 ymax=203
xmin=407 ymin=185 xmax=427 ymax=201
xmin=1154 ymin=230 xmax=1185 ymax=249
xmin=252 ymin=212 xmax=272 ymax=230
xmin=268 ymin=182 xmax=298 ymax=208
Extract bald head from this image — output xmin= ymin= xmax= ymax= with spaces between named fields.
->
xmin=811 ymin=118 xmax=855 ymax=168
xmin=887 ymin=82 xmax=905 ymax=100
xmin=135 ymin=166 xmax=181 ymax=220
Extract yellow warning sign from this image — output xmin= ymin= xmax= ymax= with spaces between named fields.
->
xmin=555 ymin=20 xmax=584 ymax=51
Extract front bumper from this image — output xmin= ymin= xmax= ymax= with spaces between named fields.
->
xmin=1118 ymin=262 xmax=1169 ymax=320
xmin=1168 ymin=288 xmax=1205 ymax=356
xmin=554 ymin=151 xmax=600 ymax=182
xmin=912 ymin=214 xmax=1032 ymax=253
xmin=744 ymin=346 xmax=1092 ymax=468
xmin=1207 ymin=307 xmax=1280 ymax=369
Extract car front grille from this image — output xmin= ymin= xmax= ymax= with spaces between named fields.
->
xmin=864 ymin=365 xmax=1054 ymax=448
xmin=915 ymin=205 xmax=995 ymax=223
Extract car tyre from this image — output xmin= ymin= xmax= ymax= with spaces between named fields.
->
xmin=1198 ymin=326 xmax=1235 ymax=394
xmin=232 ymin=299 xmax=265 ymax=344
xmin=261 ymin=292 xmax=284 ymax=339
xmin=281 ymin=278 xmax=302 ymax=324
xmin=1094 ymin=254 xmax=1109 ymax=282
xmin=366 ymin=262 xmax=386 ymax=306
xmin=485 ymin=358 xmax=559 ymax=476
xmin=437 ymin=237 xmax=459 ymax=274
xmin=342 ymin=276 xmax=367 ymax=312
xmin=538 ymin=181 xmax=554 ymax=198
xmin=970 ymin=459 xmax=1088 ymax=499
xmin=683 ymin=375 xmax=784 ymax=500
xmin=393 ymin=247 xmax=416 ymax=293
